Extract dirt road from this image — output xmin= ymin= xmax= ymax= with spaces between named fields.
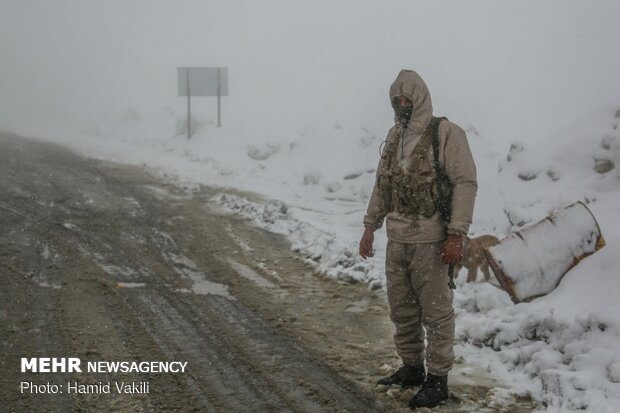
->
xmin=0 ymin=133 xmax=531 ymax=412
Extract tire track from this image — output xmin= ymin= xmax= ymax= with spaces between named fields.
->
xmin=0 ymin=133 xmax=387 ymax=412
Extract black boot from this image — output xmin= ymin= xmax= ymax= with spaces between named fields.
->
xmin=377 ymin=363 xmax=425 ymax=388
xmin=408 ymin=374 xmax=449 ymax=409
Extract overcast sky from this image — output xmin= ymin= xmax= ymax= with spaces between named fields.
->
xmin=1 ymin=0 xmax=619 ymax=145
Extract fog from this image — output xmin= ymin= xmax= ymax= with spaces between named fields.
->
xmin=1 ymin=0 xmax=619 ymax=145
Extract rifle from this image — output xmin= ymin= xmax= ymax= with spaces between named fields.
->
xmin=430 ymin=117 xmax=456 ymax=289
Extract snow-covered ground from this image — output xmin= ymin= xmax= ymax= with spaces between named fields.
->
xmin=2 ymin=1 xmax=620 ymax=411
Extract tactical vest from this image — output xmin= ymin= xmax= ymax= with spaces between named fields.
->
xmin=378 ymin=117 xmax=452 ymax=220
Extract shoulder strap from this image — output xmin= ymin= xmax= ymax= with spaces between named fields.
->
xmin=409 ymin=126 xmax=434 ymax=164
xmin=431 ymin=116 xmax=448 ymax=168
xmin=431 ymin=116 xmax=453 ymax=229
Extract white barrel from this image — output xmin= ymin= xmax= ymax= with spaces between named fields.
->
xmin=486 ymin=202 xmax=605 ymax=303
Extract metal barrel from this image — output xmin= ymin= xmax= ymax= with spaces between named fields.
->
xmin=485 ymin=202 xmax=606 ymax=303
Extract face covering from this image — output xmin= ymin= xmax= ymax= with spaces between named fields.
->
xmin=395 ymin=105 xmax=413 ymax=127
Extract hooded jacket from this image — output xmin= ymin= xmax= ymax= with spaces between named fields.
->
xmin=363 ymin=70 xmax=478 ymax=242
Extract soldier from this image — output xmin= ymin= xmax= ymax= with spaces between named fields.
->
xmin=359 ymin=69 xmax=477 ymax=409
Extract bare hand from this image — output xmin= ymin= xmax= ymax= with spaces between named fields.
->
xmin=359 ymin=228 xmax=375 ymax=259
xmin=441 ymin=234 xmax=464 ymax=265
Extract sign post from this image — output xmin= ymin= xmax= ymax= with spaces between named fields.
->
xmin=177 ymin=67 xmax=229 ymax=139
xmin=217 ymin=68 xmax=222 ymax=128
xmin=186 ymin=68 xmax=191 ymax=139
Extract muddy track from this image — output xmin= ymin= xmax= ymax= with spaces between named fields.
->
xmin=0 ymin=133 xmax=393 ymax=412
xmin=0 ymin=133 xmax=533 ymax=413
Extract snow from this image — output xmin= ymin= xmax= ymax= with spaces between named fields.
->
xmin=226 ymin=258 xmax=277 ymax=289
xmin=167 ymin=251 xmax=236 ymax=300
xmin=117 ymin=282 xmax=147 ymax=289
xmin=2 ymin=1 xmax=620 ymax=411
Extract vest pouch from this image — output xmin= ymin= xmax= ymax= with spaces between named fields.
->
xmin=435 ymin=167 xmax=453 ymax=224
xmin=400 ymin=174 xmax=419 ymax=216
xmin=391 ymin=174 xmax=408 ymax=215
xmin=412 ymin=172 xmax=437 ymax=218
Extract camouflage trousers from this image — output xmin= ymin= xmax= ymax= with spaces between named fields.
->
xmin=385 ymin=240 xmax=455 ymax=376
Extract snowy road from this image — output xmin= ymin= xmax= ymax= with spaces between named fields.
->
xmin=0 ymin=133 xmax=394 ymax=412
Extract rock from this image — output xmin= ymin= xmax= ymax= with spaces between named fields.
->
xmin=246 ymin=143 xmax=281 ymax=161
xmin=594 ymin=158 xmax=614 ymax=174
xmin=369 ymin=280 xmax=383 ymax=291
xmin=303 ymin=171 xmax=322 ymax=185
xmin=518 ymin=172 xmax=538 ymax=181
xmin=546 ymin=169 xmax=561 ymax=181
xmin=343 ymin=172 xmax=362 ymax=180
xmin=507 ymin=142 xmax=524 ymax=162
xmin=601 ymin=135 xmax=615 ymax=150
xmin=608 ymin=362 xmax=620 ymax=383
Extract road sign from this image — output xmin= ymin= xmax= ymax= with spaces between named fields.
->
xmin=177 ymin=67 xmax=228 ymax=97
xmin=177 ymin=67 xmax=228 ymax=137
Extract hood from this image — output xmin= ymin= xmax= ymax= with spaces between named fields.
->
xmin=389 ymin=69 xmax=433 ymax=133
